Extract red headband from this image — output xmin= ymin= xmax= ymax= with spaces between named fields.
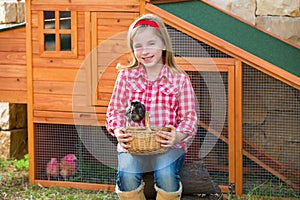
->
xmin=133 ymin=19 xmax=160 ymax=31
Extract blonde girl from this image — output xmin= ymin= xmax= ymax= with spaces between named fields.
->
xmin=106 ymin=14 xmax=197 ymax=200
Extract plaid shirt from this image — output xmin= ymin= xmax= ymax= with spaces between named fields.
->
xmin=106 ymin=64 xmax=197 ymax=152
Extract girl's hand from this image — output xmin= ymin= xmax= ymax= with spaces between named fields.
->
xmin=156 ymin=125 xmax=177 ymax=147
xmin=114 ymin=128 xmax=133 ymax=151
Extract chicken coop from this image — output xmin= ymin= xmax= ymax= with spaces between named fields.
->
xmin=0 ymin=0 xmax=299 ymax=198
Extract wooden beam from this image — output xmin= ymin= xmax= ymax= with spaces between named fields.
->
xmin=0 ymin=91 xmax=27 ymax=103
xmin=84 ymin=12 xmax=92 ymax=106
xmin=30 ymin=4 xmax=140 ymax=12
xmin=26 ymin=0 xmax=35 ymax=185
xmin=34 ymin=180 xmax=115 ymax=191
xmin=228 ymin=65 xmax=236 ymax=189
xmin=234 ymin=60 xmax=243 ymax=195
xmin=140 ymin=0 xmax=146 ymax=14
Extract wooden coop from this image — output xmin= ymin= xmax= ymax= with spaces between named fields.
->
xmin=0 ymin=0 xmax=299 ymax=198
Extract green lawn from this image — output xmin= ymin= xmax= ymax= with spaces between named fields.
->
xmin=0 ymin=155 xmax=118 ymax=200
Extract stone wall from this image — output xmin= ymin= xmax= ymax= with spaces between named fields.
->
xmin=242 ymin=65 xmax=300 ymax=172
xmin=0 ymin=0 xmax=25 ymax=24
xmin=0 ymin=103 xmax=28 ymax=159
xmin=0 ymin=0 xmax=27 ymax=159
xmin=205 ymin=0 xmax=300 ymax=46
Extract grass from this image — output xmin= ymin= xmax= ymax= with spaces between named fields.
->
xmin=1 ymin=155 xmax=299 ymax=199
xmin=0 ymin=155 xmax=118 ymax=200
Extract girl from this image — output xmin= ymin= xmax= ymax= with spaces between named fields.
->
xmin=106 ymin=14 xmax=197 ymax=200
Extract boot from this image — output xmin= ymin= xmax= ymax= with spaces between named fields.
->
xmin=115 ymin=182 xmax=146 ymax=200
xmin=155 ymin=182 xmax=182 ymax=200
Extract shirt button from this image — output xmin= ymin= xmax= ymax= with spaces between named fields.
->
xmin=148 ymin=98 xmax=152 ymax=102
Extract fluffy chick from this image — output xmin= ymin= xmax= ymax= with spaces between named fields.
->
xmin=46 ymin=158 xmax=59 ymax=180
xmin=60 ymin=154 xmax=77 ymax=181
xmin=125 ymin=101 xmax=146 ymax=123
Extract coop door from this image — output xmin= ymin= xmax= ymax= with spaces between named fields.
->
xmin=166 ymin=25 xmax=239 ymax=193
xmin=90 ymin=12 xmax=139 ymax=107
xmin=177 ymin=57 xmax=236 ymax=193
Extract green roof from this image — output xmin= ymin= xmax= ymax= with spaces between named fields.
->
xmin=157 ymin=1 xmax=300 ymax=77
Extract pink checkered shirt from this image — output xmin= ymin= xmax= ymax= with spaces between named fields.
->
xmin=106 ymin=64 xmax=197 ymax=152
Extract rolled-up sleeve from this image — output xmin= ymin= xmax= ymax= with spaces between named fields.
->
xmin=176 ymin=76 xmax=197 ymax=140
xmin=106 ymin=71 xmax=128 ymax=136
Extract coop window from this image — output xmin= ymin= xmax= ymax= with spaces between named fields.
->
xmin=39 ymin=10 xmax=77 ymax=57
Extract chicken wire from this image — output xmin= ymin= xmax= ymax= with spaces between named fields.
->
xmin=167 ymin=25 xmax=232 ymax=58
xmin=242 ymin=64 xmax=300 ymax=197
xmin=169 ymin=25 xmax=230 ymax=187
xmin=187 ymin=71 xmax=229 ymax=187
xmin=35 ymin=124 xmax=117 ymax=184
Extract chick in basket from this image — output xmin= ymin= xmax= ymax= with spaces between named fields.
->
xmin=125 ymin=100 xmax=146 ymax=123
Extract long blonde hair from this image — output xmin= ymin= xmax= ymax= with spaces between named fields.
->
xmin=117 ymin=14 xmax=186 ymax=75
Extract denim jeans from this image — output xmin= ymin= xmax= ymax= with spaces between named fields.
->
xmin=116 ymin=148 xmax=185 ymax=192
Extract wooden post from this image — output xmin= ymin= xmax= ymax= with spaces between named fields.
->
xmin=228 ymin=60 xmax=236 ymax=193
xmin=26 ymin=0 xmax=35 ymax=184
xmin=234 ymin=60 xmax=243 ymax=195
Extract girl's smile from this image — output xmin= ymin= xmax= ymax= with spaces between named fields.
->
xmin=132 ymin=28 xmax=165 ymax=69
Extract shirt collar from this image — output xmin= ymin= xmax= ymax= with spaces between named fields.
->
xmin=128 ymin=64 xmax=174 ymax=83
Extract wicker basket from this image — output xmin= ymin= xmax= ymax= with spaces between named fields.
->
xmin=125 ymin=112 xmax=171 ymax=155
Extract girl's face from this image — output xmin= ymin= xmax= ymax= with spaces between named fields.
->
xmin=132 ymin=28 xmax=166 ymax=69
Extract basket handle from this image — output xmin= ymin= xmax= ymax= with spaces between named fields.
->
xmin=145 ymin=112 xmax=151 ymax=131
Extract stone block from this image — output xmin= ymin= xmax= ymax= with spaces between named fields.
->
xmin=280 ymin=142 xmax=300 ymax=171
xmin=262 ymin=111 xmax=300 ymax=142
xmin=0 ymin=103 xmax=27 ymax=131
xmin=0 ymin=1 xmax=17 ymax=24
xmin=243 ymin=92 xmax=267 ymax=124
xmin=243 ymin=124 xmax=267 ymax=151
xmin=0 ymin=128 xmax=28 ymax=159
xmin=256 ymin=0 xmax=300 ymax=16
xmin=261 ymin=111 xmax=300 ymax=161
xmin=16 ymin=1 xmax=25 ymax=23
xmin=256 ymin=16 xmax=300 ymax=46
xmin=204 ymin=0 xmax=232 ymax=11
xmin=204 ymin=0 xmax=256 ymax=24
xmin=231 ymin=0 xmax=256 ymax=25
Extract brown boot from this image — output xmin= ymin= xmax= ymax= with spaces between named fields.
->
xmin=155 ymin=182 xmax=182 ymax=200
xmin=116 ymin=182 xmax=146 ymax=200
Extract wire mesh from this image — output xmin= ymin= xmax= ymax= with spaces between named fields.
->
xmin=35 ymin=123 xmax=117 ymax=184
xmin=167 ymin=25 xmax=231 ymax=58
xmin=187 ymin=71 xmax=229 ymax=186
xmin=168 ymin=26 xmax=230 ymax=188
xmin=242 ymin=64 xmax=300 ymax=197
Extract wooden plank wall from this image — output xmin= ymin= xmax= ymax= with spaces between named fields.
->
xmin=30 ymin=0 xmax=140 ymax=125
xmin=0 ymin=26 xmax=27 ymax=103
xmin=94 ymin=12 xmax=139 ymax=107
xmin=32 ymin=11 xmax=87 ymax=113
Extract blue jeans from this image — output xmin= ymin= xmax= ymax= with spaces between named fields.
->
xmin=116 ymin=148 xmax=185 ymax=192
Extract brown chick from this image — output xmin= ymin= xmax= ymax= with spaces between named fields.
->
xmin=46 ymin=158 xmax=59 ymax=180
xmin=125 ymin=101 xmax=146 ymax=123
xmin=60 ymin=154 xmax=77 ymax=181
